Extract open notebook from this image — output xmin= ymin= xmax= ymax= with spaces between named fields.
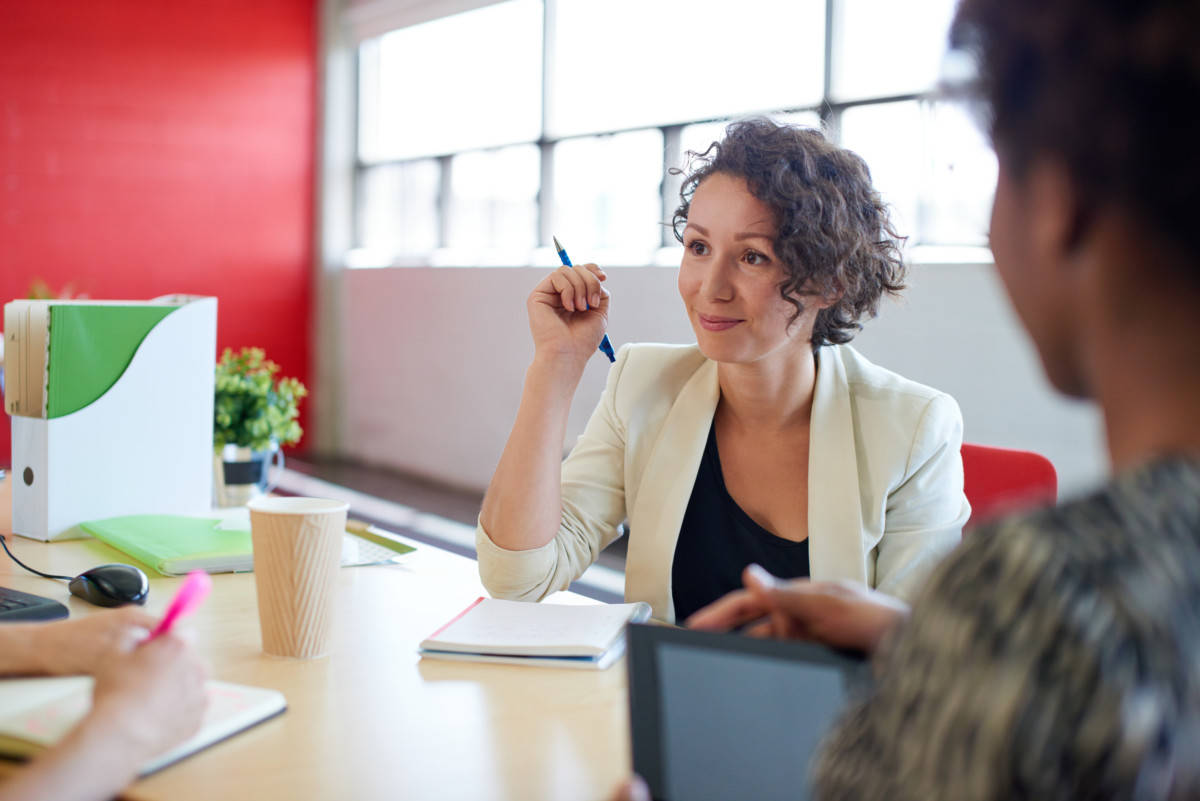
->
xmin=0 ymin=676 xmax=286 ymax=775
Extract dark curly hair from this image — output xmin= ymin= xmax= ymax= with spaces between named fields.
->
xmin=950 ymin=0 xmax=1200 ymax=260
xmin=672 ymin=118 xmax=906 ymax=348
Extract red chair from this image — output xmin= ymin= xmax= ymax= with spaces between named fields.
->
xmin=961 ymin=443 xmax=1058 ymax=531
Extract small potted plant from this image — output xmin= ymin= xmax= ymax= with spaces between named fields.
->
xmin=213 ymin=347 xmax=307 ymax=507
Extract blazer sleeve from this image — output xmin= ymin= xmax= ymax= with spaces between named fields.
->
xmin=873 ymin=393 xmax=971 ymax=601
xmin=475 ymin=347 xmax=632 ymax=601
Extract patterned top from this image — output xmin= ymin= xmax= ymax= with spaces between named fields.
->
xmin=814 ymin=457 xmax=1200 ymax=801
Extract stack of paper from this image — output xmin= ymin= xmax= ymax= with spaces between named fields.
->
xmin=4 ymin=299 xmax=179 ymax=419
xmin=420 ymin=597 xmax=652 ymax=670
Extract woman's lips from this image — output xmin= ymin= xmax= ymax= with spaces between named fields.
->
xmin=698 ymin=313 xmax=743 ymax=332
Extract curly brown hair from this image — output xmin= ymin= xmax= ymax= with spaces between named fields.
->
xmin=672 ymin=118 xmax=906 ymax=348
xmin=950 ymin=0 xmax=1200 ymax=260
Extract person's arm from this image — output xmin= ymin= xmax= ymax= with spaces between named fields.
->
xmin=0 ymin=607 xmax=157 ymax=676
xmin=477 ymin=339 xmax=633 ymax=600
xmin=479 ymin=262 xmax=610 ymax=551
xmin=686 ymin=564 xmax=910 ymax=654
xmin=873 ymin=393 xmax=971 ymax=600
xmin=0 ymin=635 xmax=208 ymax=801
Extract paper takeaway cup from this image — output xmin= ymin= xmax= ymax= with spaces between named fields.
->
xmin=248 ymin=496 xmax=349 ymax=659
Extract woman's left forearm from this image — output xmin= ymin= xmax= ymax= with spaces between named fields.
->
xmin=0 ymin=713 xmax=143 ymax=801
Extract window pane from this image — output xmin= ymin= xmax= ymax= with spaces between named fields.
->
xmin=551 ymin=129 xmax=663 ymax=261
xmin=359 ymin=0 xmax=543 ymax=161
xmin=841 ymin=100 xmax=996 ymax=247
xmin=839 ymin=101 xmax=922 ymax=241
xmin=831 ymin=0 xmax=959 ymax=101
xmin=778 ymin=110 xmax=824 ymax=131
xmin=548 ymin=0 xmax=824 ymax=137
xmin=357 ymin=160 xmax=440 ymax=261
xmin=445 ymin=145 xmax=540 ymax=264
xmin=920 ymin=102 xmax=996 ymax=246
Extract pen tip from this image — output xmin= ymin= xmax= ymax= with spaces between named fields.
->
xmin=552 ymin=235 xmax=563 ymax=251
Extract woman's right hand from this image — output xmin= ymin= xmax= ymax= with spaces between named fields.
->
xmin=26 ymin=606 xmax=158 ymax=676
xmin=527 ymin=263 xmax=610 ymax=366
xmin=87 ymin=635 xmax=209 ymax=764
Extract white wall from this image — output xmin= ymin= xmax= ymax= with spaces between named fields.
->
xmin=851 ymin=263 xmax=1107 ymax=497
xmin=324 ymin=262 xmax=1108 ymax=498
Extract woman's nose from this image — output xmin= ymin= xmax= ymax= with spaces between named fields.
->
xmin=701 ymin=258 xmax=736 ymax=302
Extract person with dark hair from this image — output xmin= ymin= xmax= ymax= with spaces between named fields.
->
xmin=476 ymin=119 xmax=969 ymax=623
xmin=677 ymin=0 xmax=1200 ymax=798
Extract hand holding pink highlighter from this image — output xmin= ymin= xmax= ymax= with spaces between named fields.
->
xmin=147 ymin=570 xmax=212 ymax=641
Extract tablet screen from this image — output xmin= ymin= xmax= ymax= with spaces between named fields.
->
xmin=628 ymin=625 xmax=867 ymax=801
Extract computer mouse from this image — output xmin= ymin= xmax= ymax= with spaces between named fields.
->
xmin=68 ymin=564 xmax=150 ymax=607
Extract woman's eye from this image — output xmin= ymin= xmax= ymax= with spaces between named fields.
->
xmin=687 ymin=240 xmax=709 ymax=256
xmin=744 ymin=250 xmax=770 ymax=265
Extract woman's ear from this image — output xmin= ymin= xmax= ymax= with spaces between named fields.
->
xmin=1027 ymin=158 xmax=1089 ymax=266
xmin=793 ymin=278 xmax=842 ymax=310
xmin=817 ymin=279 xmax=843 ymax=310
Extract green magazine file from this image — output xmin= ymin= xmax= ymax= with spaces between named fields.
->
xmin=46 ymin=304 xmax=178 ymax=419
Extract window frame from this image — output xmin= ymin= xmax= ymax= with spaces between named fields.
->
xmin=349 ymin=0 xmax=983 ymax=267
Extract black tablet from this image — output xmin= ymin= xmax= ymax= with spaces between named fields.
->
xmin=626 ymin=624 xmax=869 ymax=801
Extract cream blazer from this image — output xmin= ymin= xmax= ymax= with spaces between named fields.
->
xmin=476 ymin=343 xmax=970 ymax=621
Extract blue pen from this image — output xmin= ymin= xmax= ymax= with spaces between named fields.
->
xmin=553 ymin=235 xmax=616 ymax=363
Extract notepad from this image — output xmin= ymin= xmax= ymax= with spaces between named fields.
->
xmin=79 ymin=514 xmax=415 ymax=576
xmin=0 ymin=676 xmax=286 ymax=775
xmin=419 ymin=597 xmax=652 ymax=670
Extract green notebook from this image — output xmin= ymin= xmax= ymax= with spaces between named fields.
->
xmin=80 ymin=516 xmax=254 ymax=575
xmin=79 ymin=515 xmax=415 ymax=576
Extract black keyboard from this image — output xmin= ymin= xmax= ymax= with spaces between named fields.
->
xmin=0 ymin=585 xmax=69 ymax=622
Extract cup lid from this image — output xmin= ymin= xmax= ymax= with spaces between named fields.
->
xmin=246 ymin=496 xmax=350 ymax=515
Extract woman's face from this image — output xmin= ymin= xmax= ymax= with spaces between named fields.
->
xmin=678 ymin=172 xmax=820 ymax=365
xmin=990 ymin=157 xmax=1086 ymax=397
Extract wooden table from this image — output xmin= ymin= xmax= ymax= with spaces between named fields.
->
xmin=0 ymin=477 xmax=631 ymax=800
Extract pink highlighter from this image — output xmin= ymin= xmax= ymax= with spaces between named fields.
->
xmin=147 ymin=570 xmax=212 ymax=641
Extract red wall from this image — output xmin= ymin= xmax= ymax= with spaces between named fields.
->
xmin=0 ymin=0 xmax=317 ymax=466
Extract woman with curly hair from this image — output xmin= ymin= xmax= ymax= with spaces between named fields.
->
xmin=475 ymin=119 xmax=969 ymax=622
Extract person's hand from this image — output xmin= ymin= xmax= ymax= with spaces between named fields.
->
xmin=87 ymin=635 xmax=208 ymax=764
xmin=30 ymin=606 xmax=158 ymax=675
xmin=608 ymin=774 xmax=651 ymax=801
xmin=686 ymin=564 xmax=910 ymax=654
xmin=527 ymin=263 xmax=610 ymax=367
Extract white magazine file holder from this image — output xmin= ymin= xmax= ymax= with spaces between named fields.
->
xmin=11 ymin=296 xmax=217 ymax=541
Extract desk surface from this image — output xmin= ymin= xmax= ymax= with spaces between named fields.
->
xmin=0 ymin=477 xmax=630 ymax=801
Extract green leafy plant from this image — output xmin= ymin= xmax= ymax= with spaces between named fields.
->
xmin=214 ymin=347 xmax=307 ymax=452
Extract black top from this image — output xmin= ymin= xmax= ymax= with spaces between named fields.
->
xmin=671 ymin=423 xmax=811 ymax=621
